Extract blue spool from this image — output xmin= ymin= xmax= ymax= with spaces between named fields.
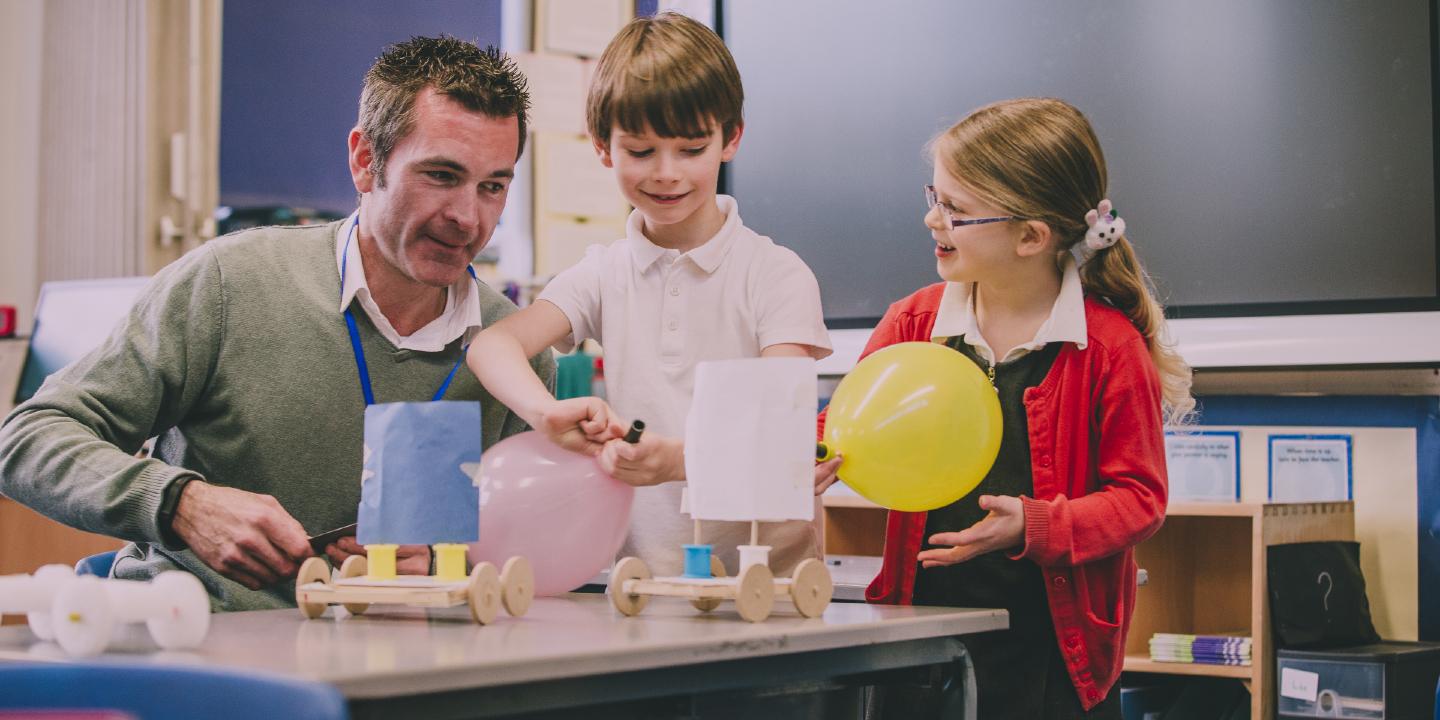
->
xmin=681 ymin=544 xmax=714 ymax=578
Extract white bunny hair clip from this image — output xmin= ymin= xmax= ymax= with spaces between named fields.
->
xmin=1084 ymin=200 xmax=1126 ymax=251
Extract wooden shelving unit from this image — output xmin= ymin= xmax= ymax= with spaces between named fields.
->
xmin=822 ymin=496 xmax=1356 ymax=718
xmin=1127 ymin=501 xmax=1355 ymax=720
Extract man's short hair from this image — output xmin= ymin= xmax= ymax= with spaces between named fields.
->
xmin=586 ymin=13 xmax=743 ymax=146
xmin=360 ymin=35 xmax=530 ymax=186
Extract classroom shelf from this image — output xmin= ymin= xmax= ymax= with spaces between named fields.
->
xmin=1122 ymin=657 xmax=1252 ymax=679
xmin=1127 ymin=501 xmax=1354 ymax=720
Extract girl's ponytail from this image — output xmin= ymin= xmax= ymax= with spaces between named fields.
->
xmin=1080 ymin=238 xmax=1195 ymax=425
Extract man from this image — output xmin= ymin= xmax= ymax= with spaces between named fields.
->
xmin=0 ymin=37 xmax=553 ymax=611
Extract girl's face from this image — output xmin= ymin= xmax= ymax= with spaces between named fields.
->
xmin=925 ymin=165 xmax=1025 ymax=284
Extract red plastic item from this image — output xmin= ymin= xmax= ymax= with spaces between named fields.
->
xmin=0 ymin=305 xmax=15 ymax=338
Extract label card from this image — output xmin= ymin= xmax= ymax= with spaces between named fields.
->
xmin=1165 ymin=431 xmax=1240 ymax=502
xmin=1269 ymin=435 xmax=1352 ymax=503
xmin=1280 ymin=667 xmax=1320 ymax=703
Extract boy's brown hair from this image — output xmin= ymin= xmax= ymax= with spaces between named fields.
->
xmin=586 ymin=12 xmax=743 ymax=146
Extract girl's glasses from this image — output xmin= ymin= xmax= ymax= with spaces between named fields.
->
xmin=925 ymin=185 xmax=1016 ymax=228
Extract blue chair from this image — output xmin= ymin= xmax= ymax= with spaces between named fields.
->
xmin=74 ymin=550 xmax=118 ymax=577
xmin=0 ymin=664 xmax=348 ymax=720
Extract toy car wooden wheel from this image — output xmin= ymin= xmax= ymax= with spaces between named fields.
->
xmin=296 ymin=557 xmax=330 ymax=619
xmin=500 ymin=556 xmax=533 ymax=618
xmin=51 ymin=576 xmax=116 ymax=657
xmin=734 ymin=562 xmax=775 ymax=623
xmin=789 ymin=558 xmax=833 ymax=618
xmin=608 ymin=557 xmax=650 ymax=616
xmin=144 ymin=571 xmax=212 ymax=649
xmin=468 ymin=562 xmax=502 ymax=625
xmin=338 ymin=555 xmax=370 ymax=615
xmin=690 ymin=555 xmax=727 ymax=612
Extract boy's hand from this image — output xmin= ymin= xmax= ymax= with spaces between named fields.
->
xmin=813 ymin=454 xmax=843 ymax=495
xmin=599 ymin=433 xmax=685 ymax=486
xmin=535 ymin=397 xmax=626 ymax=456
xmin=326 ymin=537 xmax=431 ymax=575
xmin=917 ymin=495 xmax=1026 ymax=568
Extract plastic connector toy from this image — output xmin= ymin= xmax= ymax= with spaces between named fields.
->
xmin=0 ymin=565 xmax=211 ymax=656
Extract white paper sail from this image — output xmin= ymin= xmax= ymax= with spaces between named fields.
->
xmin=684 ymin=357 xmax=817 ymax=522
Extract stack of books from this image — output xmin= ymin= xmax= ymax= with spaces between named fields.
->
xmin=1149 ymin=633 xmax=1252 ymax=666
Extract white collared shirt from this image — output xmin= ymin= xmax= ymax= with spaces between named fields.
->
xmin=538 ymin=194 xmax=832 ymax=439
xmin=336 ymin=211 xmax=485 ymax=352
xmin=537 ymin=195 xmax=832 ymax=577
xmin=930 ymin=253 xmax=1089 ymax=365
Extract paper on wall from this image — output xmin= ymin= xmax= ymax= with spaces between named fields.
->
xmin=511 ymin=53 xmax=588 ymax=136
xmin=684 ymin=357 xmax=817 ymax=522
xmin=542 ymin=134 xmax=625 ymax=219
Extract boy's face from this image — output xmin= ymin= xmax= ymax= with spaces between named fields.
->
xmin=595 ymin=123 xmax=741 ymax=238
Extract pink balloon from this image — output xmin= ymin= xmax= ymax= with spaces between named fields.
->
xmin=467 ymin=431 xmax=634 ymax=596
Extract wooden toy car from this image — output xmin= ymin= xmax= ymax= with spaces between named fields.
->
xmin=295 ymin=555 xmax=533 ymax=625
xmin=607 ymin=552 xmax=833 ymax=623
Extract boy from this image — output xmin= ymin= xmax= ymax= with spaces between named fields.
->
xmin=467 ymin=13 xmax=831 ymax=577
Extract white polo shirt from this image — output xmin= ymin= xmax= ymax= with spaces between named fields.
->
xmin=539 ymin=195 xmax=833 ymax=576
xmin=336 ymin=211 xmax=485 ymax=351
xmin=929 ymin=252 xmax=1089 ymax=362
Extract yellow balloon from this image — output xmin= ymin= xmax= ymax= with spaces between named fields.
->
xmin=821 ymin=342 xmax=1002 ymax=512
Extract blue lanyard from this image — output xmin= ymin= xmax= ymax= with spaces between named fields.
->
xmin=341 ymin=231 xmax=477 ymax=405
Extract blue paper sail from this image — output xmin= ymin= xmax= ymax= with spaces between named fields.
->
xmin=357 ymin=401 xmax=482 ymax=545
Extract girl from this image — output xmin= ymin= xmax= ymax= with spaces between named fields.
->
xmin=817 ymin=98 xmax=1191 ymax=718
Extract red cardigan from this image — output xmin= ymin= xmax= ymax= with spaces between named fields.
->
xmin=818 ymin=283 xmax=1168 ymax=709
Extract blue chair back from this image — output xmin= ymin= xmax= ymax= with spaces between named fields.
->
xmin=0 ymin=664 xmax=348 ymax=720
xmin=75 ymin=550 xmax=119 ymax=577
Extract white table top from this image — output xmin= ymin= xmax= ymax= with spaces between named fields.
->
xmin=0 ymin=593 xmax=1007 ymax=700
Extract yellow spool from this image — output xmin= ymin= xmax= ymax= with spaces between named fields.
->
xmin=822 ymin=342 xmax=1003 ymax=512
xmin=365 ymin=544 xmax=399 ymax=581
xmin=432 ymin=543 xmax=468 ymax=581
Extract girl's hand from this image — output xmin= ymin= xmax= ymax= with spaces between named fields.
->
xmin=813 ymin=454 xmax=843 ymax=495
xmin=534 ymin=397 xmax=626 ymax=456
xmin=599 ymin=433 xmax=685 ymax=486
xmin=917 ymin=495 xmax=1026 ymax=568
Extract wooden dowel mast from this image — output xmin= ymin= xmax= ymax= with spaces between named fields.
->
xmin=750 ymin=520 xmax=759 ymax=547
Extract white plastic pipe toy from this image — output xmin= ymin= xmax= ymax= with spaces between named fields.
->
xmin=0 ymin=564 xmax=76 ymax=640
xmin=49 ymin=571 xmax=212 ymax=657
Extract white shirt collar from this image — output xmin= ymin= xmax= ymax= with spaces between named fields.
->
xmin=336 ymin=211 xmax=486 ymax=352
xmin=930 ymin=253 xmax=1089 ymax=364
xmin=627 ymin=194 xmax=743 ymax=274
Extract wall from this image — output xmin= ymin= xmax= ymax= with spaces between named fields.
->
xmin=0 ymin=1 xmax=44 ymax=332
xmin=1187 ymin=424 xmax=1419 ymax=641
xmin=218 ymin=0 xmax=502 ymax=215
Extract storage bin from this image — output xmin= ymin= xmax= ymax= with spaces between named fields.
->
xmin=1276 ymin=641 xmax=1440 ymax=719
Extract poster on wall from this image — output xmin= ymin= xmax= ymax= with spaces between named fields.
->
xmin=1268 ymin=435 xmax=1353 ymax=503
xmin=1164 ymin=430 xmax=1240 ymax=503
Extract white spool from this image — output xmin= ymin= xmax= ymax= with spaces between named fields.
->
xmin=737 ymin=545 xmax=771 ymax=573
xmin=51 ymin=575 xmax=116 ymax=657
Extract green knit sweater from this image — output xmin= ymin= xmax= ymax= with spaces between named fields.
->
xmin=0 ymin=222 xmax=554 ymax=611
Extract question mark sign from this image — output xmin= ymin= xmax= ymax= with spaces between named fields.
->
xmin=1318 ymin=571 xmax=1333 ymax=612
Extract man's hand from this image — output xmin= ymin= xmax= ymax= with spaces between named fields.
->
xmin=534 ymin=397 xmax=626 ymax=456
xmin=325 ymin=537 xmax=430 ymax=575
xmin=170 ymin=481 xmax=315 ymax=590
xmin=598 ymin=432 xmax=686 ymax=487
xmin=917 ymin=495 xmax=1027 ymax=568
xmin=813 ymin=454 xmax=843 ymax=495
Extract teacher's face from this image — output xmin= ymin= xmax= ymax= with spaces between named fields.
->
xmin=349 ymin=87 xmax=519 ymax=290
